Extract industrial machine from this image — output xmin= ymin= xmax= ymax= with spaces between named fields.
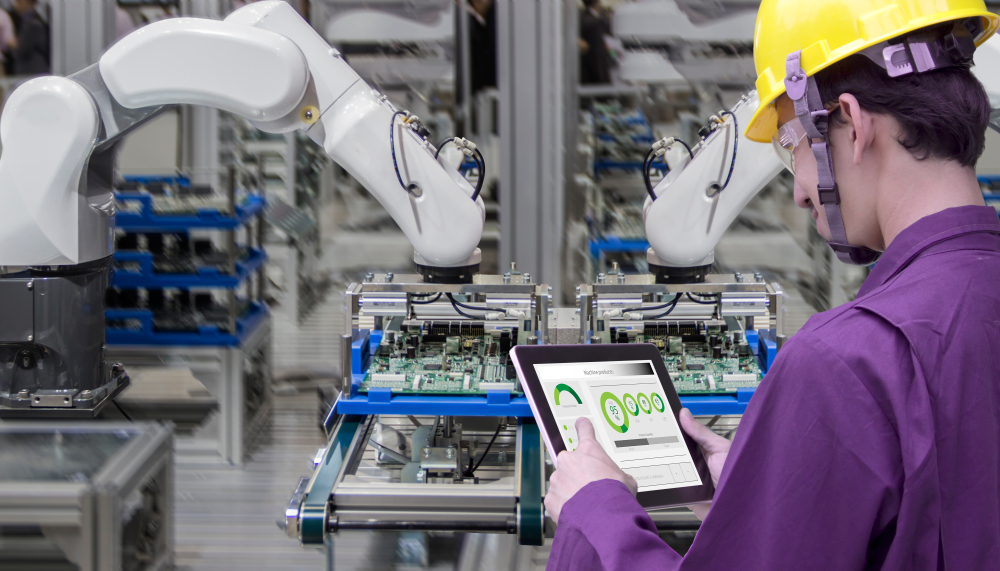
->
xmin=579 ymin=91 xmax=788 ymax=413
xmin=281 ymin=92 xmax=792 ymax=551
xmin=0 ymin=0 xmax=486 ymax=418
xmin=282 ymin=270 xmax=554 ymax=547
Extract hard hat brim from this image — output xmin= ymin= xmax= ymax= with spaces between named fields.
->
xmin=745 ymin=11 xmax=1000 ymax=143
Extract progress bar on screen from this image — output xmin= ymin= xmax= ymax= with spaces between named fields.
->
xmin=614 ymin=436 xmax=679 ymax=448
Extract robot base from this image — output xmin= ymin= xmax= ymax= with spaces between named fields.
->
xmin=0 ymin=257 xmax=131 ymax=419
xmin=649 ymin=263 xmax=713 ymax=284
xmin=0 ymin=365 xmax=131 ymax=419
xmin=415 ymin=262 xmax=481 ymax=284
xmin=414 ymin=248 xmax=482 ymax=284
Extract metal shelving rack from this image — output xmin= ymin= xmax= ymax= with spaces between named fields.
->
xmin=106 ymin=174 xmax=273 ymax=466
xmin=582 ymin=105 xmax=663 ymax=276
xmin=228 ymin=117 xmax=329 ymax=323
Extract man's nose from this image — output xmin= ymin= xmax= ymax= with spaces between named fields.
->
xmin=793 ymin=181 xmax=811 ymax=209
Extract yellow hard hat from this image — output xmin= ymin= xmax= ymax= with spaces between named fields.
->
xmin=746 ymin=0 xmax=1000 ymax=143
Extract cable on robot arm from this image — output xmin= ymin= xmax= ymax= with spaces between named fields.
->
xmin=644 ymin=137 xmax=695 ymax=201
xmin=435 ymin=136 xmax=486 ymax=201
xmin=702 ymin=110 xmax=739 ymax=196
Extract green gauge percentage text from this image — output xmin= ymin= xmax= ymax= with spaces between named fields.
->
xmin=622 ymin=393 xmax=640 ymax=416
xmin=637 ymin=393 xmax=653 ymax=414
xmin=600 ymin=392 xmax=629 ymax=433
xmin=651 ymin=393 xmax=666 ymax=413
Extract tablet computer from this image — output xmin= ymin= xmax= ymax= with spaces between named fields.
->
xmin=510 ymin=343 xmax=715 ymax=509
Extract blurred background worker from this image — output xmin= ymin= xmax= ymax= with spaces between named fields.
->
xmin=11 ymin=0 xmax=47 ymax=75
xmin=469 ymin=0 xmax=496 ymax=95
xmin=579 ymin=0 xmax=611 ymax=84
xmin=0 ymin=6 xmax=16 ymax=77
xmin=544 ymin=1 xmax=1000 ymax=569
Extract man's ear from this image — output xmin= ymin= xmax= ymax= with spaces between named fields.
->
xmin=837 ymin=93 xmax=874 ymax=166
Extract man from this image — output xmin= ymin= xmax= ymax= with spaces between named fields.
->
xmin=579 ymin=0 xmax=611 ymax=85
xmin=11 ymin=0 xmax=47 ymax=76
xmin=469 ymin=0 xmax=496 ymax=95
xmin=545 ymin=1 xmax=1000 ymax=569
xmin=0 ymin=6 xmax=17 ymax=77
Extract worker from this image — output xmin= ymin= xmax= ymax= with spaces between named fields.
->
xmin=579 ymin=0 xmax=611 ymax=84
xmin=545 ymin=1 xmax=1000 ymax=569
xmin=0 ymin=5 xmax=17 ymax=77
xmin=10 ymin=0 xmax=46 ymax=76
xmin=469 ymin=0 xmax=496 ymax=95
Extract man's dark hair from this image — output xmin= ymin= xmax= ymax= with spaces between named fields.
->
xmin=815 ymin=54 xmax=990 ymax=168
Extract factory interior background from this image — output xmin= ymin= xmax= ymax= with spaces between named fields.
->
xmin=1 ymin=0 xmax=999 ymax=570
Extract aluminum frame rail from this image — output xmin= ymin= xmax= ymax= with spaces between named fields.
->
xmin=578 ymin=273 xmax=786 ymax=349
xmin=283 ymin=415 xmax=546 ymax=546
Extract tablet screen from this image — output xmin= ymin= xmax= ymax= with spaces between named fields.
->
xmin=533 ymin=360 xmax=704 ymax=493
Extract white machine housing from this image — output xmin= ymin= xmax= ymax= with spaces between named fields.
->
xmin=643 ymin=92 xmax=783 ymax=268
xmin=0 ymin=0 xmax=484 ymax=268
xmin=324 ymin=4 xmax=454 ymax=44
xmin=612 ymin=0 xmax=757 ymax=43
xmin=613 ymin=0 xmax=756 ymax=85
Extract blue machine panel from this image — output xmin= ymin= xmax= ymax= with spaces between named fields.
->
xmin=336 ymin=327 xmax=779 ymax=416
xmin=338 ymin=373 xmax=534 ymax=417
xmin=115 ymin=193 xmax=266 ymax=231
xmin=106 ymin=302 xmax=268 ymax=347
xmin=112 ymin=247 xmax=266 ymax=289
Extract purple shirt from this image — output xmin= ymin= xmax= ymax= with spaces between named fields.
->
xmin=548 ymin=206 xmax=1000 ymax=571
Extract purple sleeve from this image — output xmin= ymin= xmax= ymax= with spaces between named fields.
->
xmin=547 ymin=479 xmax=682 ymax=571
xmin=548 ymin=330 xmax=904 ymax=571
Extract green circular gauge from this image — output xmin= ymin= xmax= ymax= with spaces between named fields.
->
xmin=622 ymin=393 xmax=640 ymax=417
xmin=600 ymin=392 xmax=629 ymax=433
xmin=553 ymin=384 xmax=583 ymax=406
xmin=651 ymin=393 xmax=665 ymax=413
xmin=637 ymin=393 xmax=653 ymax=414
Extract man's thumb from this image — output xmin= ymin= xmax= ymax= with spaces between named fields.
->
xmin=575 ymin=417 xmax=597 ymax=442
xmin=680 ymin=409 xmax=730 ymax=454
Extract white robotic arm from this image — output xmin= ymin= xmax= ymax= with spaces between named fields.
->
xmin=0 ymin=1 xmax=484 ymax=270
xmin=643 ymin=91 xmax=783 ymax=273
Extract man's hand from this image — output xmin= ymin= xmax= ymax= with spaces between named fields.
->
xmin=545 ymin=417 xmax=638 ymax=524
xmin=679 ymin=408 xmax=731 ymax=520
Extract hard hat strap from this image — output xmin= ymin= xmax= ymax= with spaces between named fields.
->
xmin=785 ymin=51 xmax=882 ymax=266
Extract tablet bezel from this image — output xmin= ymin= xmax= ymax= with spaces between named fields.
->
xmin=511 ymin=343 xmax=715 ymax=509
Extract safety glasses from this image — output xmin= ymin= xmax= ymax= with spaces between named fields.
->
xmin=771 ymin=102 xmax=840 ymax=174
xmin=771 ymin=117 xmax=807 ymax=174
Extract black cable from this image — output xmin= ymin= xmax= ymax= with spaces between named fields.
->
xmin=113 ymin=400 xmax=133 ymax=422
xmin=618 ymin=294 xmax=682 ymax=316
xmin=466 ymin=422 xmax=504 ymax=476
xmin=389 ymin=110 xmax=409 ymax=192
xmin=446 ymin=293 xmax=485 ymax=319
xmin=447 ymin=293 xmax=492 ymax=313
xmin=718 ymin=111 xmax=738 ymax=193
xmin=650 ymin=295 xmax=683 ymax=319
xmin=642 ymin=148 xmax=659 ymax=202
xmin=643 ymin=138 xmax=693 ymax=202
xmin=434 ymin=137 xmax=457 ymax=160
xmin=676 ymin=139 xmax=694 ymax=160
xmin=411 ymin=293 xmax=442 ymax=305
xmin=433 ymin=138 xmax=486 ymax=202
xmin=470 ymin=148 xmax=486 ymax=202
xmin=685 ymin=292 xmax=720 ymax=305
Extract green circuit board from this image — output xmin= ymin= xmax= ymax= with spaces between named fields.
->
xmin=360 ymin=320 xmax=763 ymax=397
xmin=620 ymin=322 xmax=762 ymax=395
xmin=359 ymin=322 xmax=520 ymax=396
